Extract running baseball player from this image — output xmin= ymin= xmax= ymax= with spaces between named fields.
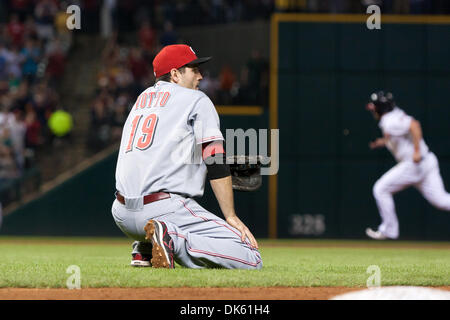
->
xmin=366 ymin=91 xmax=450 ymax=240
xmin=111 ymin=44 xmax=262 ymax=269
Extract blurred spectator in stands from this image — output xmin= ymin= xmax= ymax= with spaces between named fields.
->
xmin=139 ymin=20 xmax=157 ymax=55
xmin=24 ymin=102 xmax=42 ymax=150
xmin=20 ymin=37 xmax=41 ymax=80
xmin=101 ymin=33 xmax=119 ymax=68
xmin=7 ymin=14 xmax=25 ymax=47
xmin=88 ymin=92 xmax=112 ymax=150
xmin=160 ymin=21 xmax=178 ymax=47
xmin=0 ymin=126 xmax=19 ymax=183
xmin=110 ymin=92 xmax=128 ymax=140
xmin=236 ymin=50 xmax=268 ymax=105
xmin=10 ymin=80 xmax=30 ymax=112
xmin=32 ymin=82 xmax=57 ymax=131
xmin=45 ymin=39 xmax=66 ymax=82
xmin=218 ymin=65 xmax=236 ymax=105
xmin=9 ymin=0 xmax=32 ymax=21
xmin=128 ymin=47 xmax=149 ymax=83
xmin=115 ymin=60 xmax=134 ymax=95
xmin=0 ymin=107 xmax=20 ymax=181
xmin=8 ymin=45 xmax=24 ymax=80
xmin=198 ymin=70 xmax=219 ymax=103
xmin=0 ymin=50 xmax=7 ymax=81
xmin=34 ymin=0 xmax=58 ymax=43
xmin=0 ymin=80 xmax=8 ymax=96
xmin=23 ymin=15 xmax=39 ymax=40
xmin=235 ymin=64 xmax=249 ymax=104
xmin=0 ymin=41 xmax=22 ymax=81
xmin=9 ymin=107 xmax=26 ymax=172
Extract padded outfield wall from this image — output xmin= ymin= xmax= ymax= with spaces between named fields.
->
xmin=270 ymin=14 xmax=450 ymax=240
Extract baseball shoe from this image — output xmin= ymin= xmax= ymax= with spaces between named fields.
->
xmin=130 ymin=253 xmax=152 ymax=267
xmin=365 ymin=228 xmax=390 ymax=240
xmin=144 ymin=220 xmax=175 ymax=269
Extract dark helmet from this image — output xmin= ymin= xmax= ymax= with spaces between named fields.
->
xmin=369 ymin=91 xmax=395 ymax=115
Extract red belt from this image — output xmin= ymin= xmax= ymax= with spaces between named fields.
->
xmin=116 ymin=192 xmax=170 ymax=205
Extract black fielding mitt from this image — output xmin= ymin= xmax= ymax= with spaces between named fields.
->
xmin=226 ymin=155 xmax=268 ymax=192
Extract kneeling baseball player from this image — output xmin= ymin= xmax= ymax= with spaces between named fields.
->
xmin=366 ymin=91 xmax=450 ymax=240
xmin=111 ymin=45 xmax=262 ymax=269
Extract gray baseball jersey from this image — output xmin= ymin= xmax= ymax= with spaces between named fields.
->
xmin=115 ymin=81 xmax=224 ymax=198
xmin=112 ymin=81 xmax=262 ymax=269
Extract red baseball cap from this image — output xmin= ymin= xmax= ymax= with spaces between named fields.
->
xmin=152 ymin=45 xmax=211 ymax=78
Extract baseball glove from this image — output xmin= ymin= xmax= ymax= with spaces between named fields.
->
xmin=226 ymin=155 xmax=267 ymax=192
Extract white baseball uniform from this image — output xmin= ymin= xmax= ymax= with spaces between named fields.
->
xmin=112 ymin=81 xmax=262 ymax=269
xmin=373 ymin=107 xmax=450 ymax=238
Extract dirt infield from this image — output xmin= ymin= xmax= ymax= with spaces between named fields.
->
xmin=1 ymin=287 xmax=449 ymax=300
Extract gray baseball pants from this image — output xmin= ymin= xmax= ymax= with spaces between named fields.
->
xmin=111 ymin=193 xmax=262 ymax=269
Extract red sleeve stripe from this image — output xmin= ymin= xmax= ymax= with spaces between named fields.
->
xmin=200 ymin=136 xmax=223 ymax=143
xmin=202 ymin=141 xmax=225 ymax=160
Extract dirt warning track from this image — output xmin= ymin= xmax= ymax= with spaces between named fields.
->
xmin=1 ymin=286 xmax=449 ymax=300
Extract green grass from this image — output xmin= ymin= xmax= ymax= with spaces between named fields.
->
xmin=0 ymin=237 xmax=449 ymax=288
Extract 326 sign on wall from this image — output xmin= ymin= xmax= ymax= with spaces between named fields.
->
xmin=289 ymin=214 xmax=326 ymax=236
